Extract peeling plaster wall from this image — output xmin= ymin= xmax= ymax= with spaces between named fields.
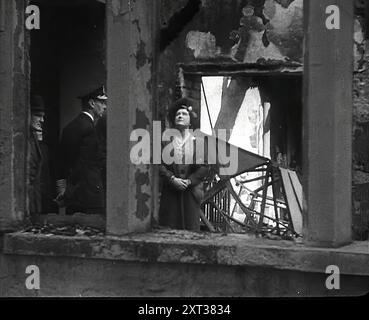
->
xmin=0 ymin=0 xmax=29 ymax=231
xmin=129 ymin=2 xmax=153 ymax=227
xmin=184 ymin=0 xmax=303 ymax=63
xmin=106 ymin=0 xmax=155 ymax=234
xmin=158 ymin=0 xmax=304 ymax=128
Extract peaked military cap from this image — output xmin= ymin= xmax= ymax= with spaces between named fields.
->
xmin=78 ymin=86 xmax=107 ymax=101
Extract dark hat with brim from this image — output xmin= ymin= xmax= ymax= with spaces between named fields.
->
xmin=30 ymin=95 xmax=45 ymax=113
xmin=167 ymin=97 xmax=198 ymax=126
xmin=78 ymin=85 xmax=107 ymax=101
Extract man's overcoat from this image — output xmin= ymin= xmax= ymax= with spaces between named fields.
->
xmin=58 ymin=113 xmax=104 ymax=211
xmin=29 ymin=131 xmax=43 ymax=214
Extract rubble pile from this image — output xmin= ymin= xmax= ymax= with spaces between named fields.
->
xmin=21 ymin=223 xmax=105 ymax=237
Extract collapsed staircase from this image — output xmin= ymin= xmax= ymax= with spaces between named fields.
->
xmin=200 ymin=135 xmax=303 ymax=238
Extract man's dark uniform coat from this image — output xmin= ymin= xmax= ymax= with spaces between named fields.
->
xmin=57 ymin=113 xmax=104 ymax=212
xmin=95 ymin=112 xmax=107 ymax=194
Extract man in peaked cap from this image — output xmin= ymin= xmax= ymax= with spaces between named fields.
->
xmin=29 ymin=94 xmax=46 ymax=214
xmin=55 ymin=86 xmax=107 ymax=215
xmin=78 ymin=86 xmax=108 ymax=113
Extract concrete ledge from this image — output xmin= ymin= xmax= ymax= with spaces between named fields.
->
xmin=2 ymin=229 xmax=369 ymax=276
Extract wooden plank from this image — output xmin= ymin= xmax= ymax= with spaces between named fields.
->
xmin=288 ymin=170 xmax=303 ymax=212
xmin=271 ymin=168 xmax=281 ymax=235
xmin=257 ymin=166 xmax=271 ymax=231
xmin=280 ymin=168 xmax=302 ymax=235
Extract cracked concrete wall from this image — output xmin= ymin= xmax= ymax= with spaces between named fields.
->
xmin=1 ymin=230 xmax=369 ymax=296
xmin=1 ymin=252 xmax=368 ymax=297
xmin=2 ymin=227 xmax=369 ymax=297
xmin=0 ymin=0 xmax=29 ymax=231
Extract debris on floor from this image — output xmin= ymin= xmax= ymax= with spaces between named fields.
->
xmin=21 ymin=223 xmax=105 ymax=237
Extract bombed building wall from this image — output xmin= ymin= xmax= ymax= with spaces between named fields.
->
xmin=158 ymin=0 xmax=304 ymax=163
xmin=158 ymin=0 xmax=303 ymax=119
xmin=157 ymin=0 xmax=304 ymax=235
xmin=159 ymin=0 xmax=369 ymax=240
xmin=0 ymin=0 xmax=366 ymax=235
xmin=159 ymin=0 xmax=303 ymax=63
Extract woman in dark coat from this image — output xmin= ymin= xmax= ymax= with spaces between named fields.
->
xmin=158 ymin=98 xmax=208 ymax=231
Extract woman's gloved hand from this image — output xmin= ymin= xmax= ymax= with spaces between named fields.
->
xmin=170 ymin=176 xmax=191 ymax=191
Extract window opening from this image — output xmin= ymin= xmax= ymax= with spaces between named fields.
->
xmin=28 ymin=0 xmax=106 ymax=229
xmin=179 ymin=72 xmax=303 ymax=239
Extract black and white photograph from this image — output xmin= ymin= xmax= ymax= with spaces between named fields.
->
xmin=0 ymin=0 xmax=368 ymax=304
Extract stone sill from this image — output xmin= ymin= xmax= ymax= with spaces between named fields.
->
xmin=2 ymin=229 xmax=369 ymax=276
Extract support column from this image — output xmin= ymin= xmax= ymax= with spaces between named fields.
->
xmin=106 ymin=0 xmax=158 ymax=235
xmin=0 ymin=0 xmax=29 ymax=232
xmin=303 ymin=0 xmax=353 ymax=246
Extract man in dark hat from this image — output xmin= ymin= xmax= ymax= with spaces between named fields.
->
xmin=55 ymin=86 xmax=107 ymax=215
xmin=28 ymin=95 xmax=45 ymax=214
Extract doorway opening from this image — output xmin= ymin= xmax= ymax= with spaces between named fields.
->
xmin=29 ymin=0 xmax=106 ymax=220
